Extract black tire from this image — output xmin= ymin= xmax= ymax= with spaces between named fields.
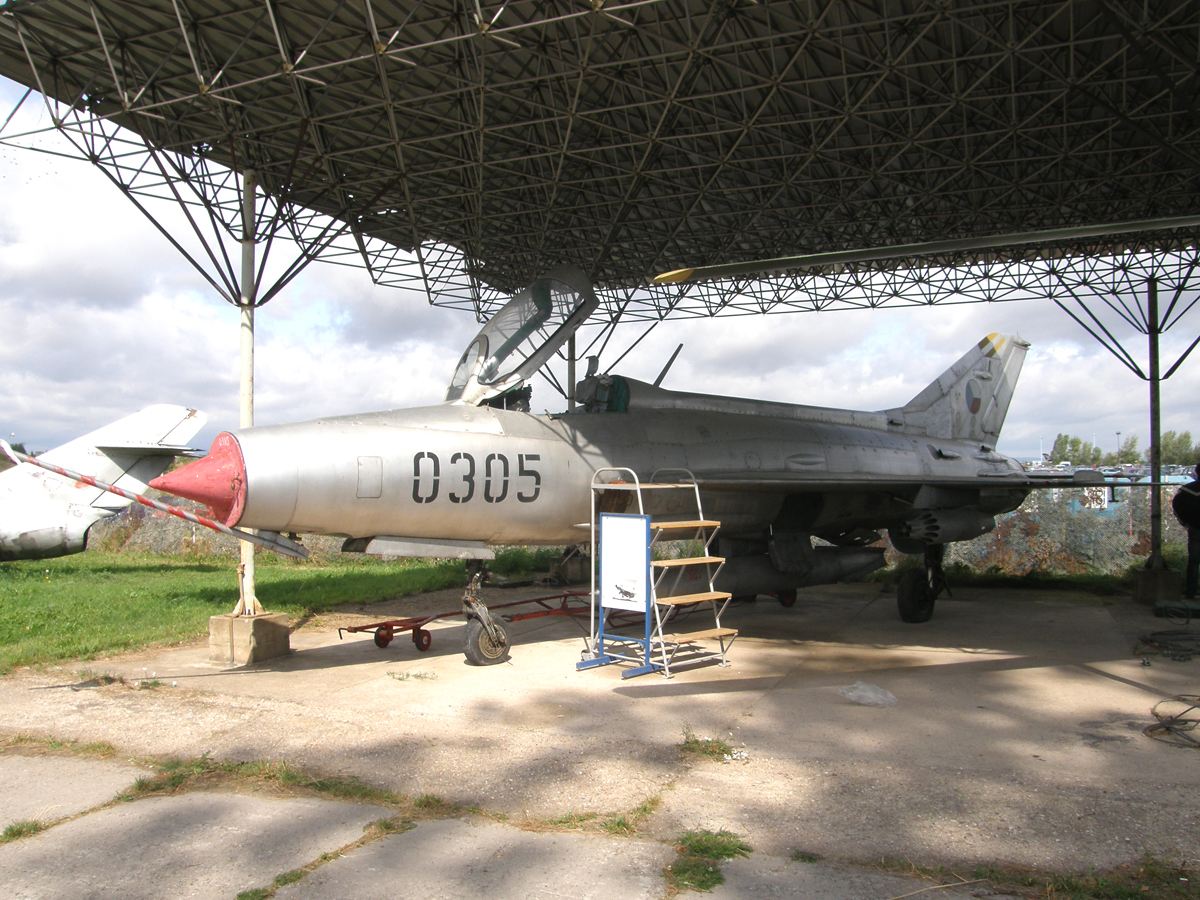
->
xmin=463 ymin=616 xmax=509 ymax=665
xmin=414 ymin=629 xmax=433 ymax=652
xmin=897 ymin=569 xmax=935 ymax=623
xmin=373 ymin=626 xmax=393 ymax=648
xmin=776 ymin=589 xmax=797 ymax=608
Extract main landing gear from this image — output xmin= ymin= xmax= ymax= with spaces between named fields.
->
xmin=896 ymin=544 xmax=948 ymax=624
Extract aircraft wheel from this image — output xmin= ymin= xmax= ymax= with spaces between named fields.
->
xmin=413 ymin=629 xmax=433 ymax=652
xmin=463 ymin=616 xmax=509 ymax=665
xmin=776 ymin=589 xmax=797 ymax=608
xmin=896 ymin=570 xmax=935 ymax=623
xmin=374 ymin=626 xmax=394 ymax=648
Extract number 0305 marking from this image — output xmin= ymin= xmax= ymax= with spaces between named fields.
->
xmin=412 ymin=452 xmax=540 ymax=504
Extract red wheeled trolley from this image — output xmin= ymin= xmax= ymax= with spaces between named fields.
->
xmin=337 ymin=589 xmax=590 ymax=656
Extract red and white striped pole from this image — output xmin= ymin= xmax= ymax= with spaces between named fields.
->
xmin=0 ymin=440 xmax=307 ymax=560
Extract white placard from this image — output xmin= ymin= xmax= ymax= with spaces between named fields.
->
xmin=599 ymin=513 xmax=650 ymax=612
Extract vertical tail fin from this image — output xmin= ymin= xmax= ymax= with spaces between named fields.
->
xmin=886 ymin=334 xmax=1028 ymax=446
xmin=37 ymin=405 xmax=207 ymax=505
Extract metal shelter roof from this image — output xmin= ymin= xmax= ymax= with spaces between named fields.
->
xmin=2 ymin=0 xmax=1200 ymax=323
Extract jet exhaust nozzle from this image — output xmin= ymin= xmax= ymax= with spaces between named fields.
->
xmin=149 ymin=432 xmax=247 ymax=526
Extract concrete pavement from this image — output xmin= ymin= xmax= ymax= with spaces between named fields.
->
xmin=1 ymin=581 xmax=1195 ymax=897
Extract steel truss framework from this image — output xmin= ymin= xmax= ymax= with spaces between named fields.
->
xmin=3 ymin=0 xmax=1200 ymax=316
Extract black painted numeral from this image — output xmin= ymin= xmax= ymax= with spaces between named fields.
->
xmin=412 ymin=452 xmax=440 ymax=503
xmin=449 ymin=452 xmax=476 ymax=504
xmin=517 ymin=454 xmax=541 ymax=502
xmin=483 ymin=453 xmax=510 ymax=503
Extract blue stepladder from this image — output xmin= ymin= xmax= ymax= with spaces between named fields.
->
xmin=577 ymin=468 xmax=737 ymax=679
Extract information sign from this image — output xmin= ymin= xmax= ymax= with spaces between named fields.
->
xmin=599 ymin=513 xmax=651 ymax=612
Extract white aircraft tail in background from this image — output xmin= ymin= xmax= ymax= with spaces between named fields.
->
xmin=0 ymin=405 xmax=206 ymax=560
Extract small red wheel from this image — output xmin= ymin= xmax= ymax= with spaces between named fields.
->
xmin=413 ymin=629 xmax=432 ymax=652
xmin=374 ymin=626 xmax=394 ymax=648
xmin=776 ymin=589 xmax=797 ymax=608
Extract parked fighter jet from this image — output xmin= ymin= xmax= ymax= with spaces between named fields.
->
xmin=0 ymin=405 xmax=205 ymax=560
xmin=151 ymin=266 xmax=1059 ymax=638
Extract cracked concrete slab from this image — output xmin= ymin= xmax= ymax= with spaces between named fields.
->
xmin=1 ymin=583 xmax=1197 ymax=879
xmin=0 ymin=753 xmax=151 ymax=827
xmin=275 ymin=817 xmax=674 ymax=900
xmin=0 ymin=791 xmax=391 ymax=900
xmin=708 ymin=855 xmax=1018 ymax=900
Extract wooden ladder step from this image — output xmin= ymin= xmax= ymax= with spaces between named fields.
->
xmin=656 ymin=591 xmax=732 ymax=606
xmin=665 ymin=627 xmax=738 ymax=643
xmin=652 ymin=556 xmax=723 ymax=568
xmin=650 ymin=519 xmax=720 ymax=530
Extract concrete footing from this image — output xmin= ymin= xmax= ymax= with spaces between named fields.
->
xmin=208 ymin=613 xmax=291 ymax=666
xmin=1134 ymin=567 xmax=1181 ymax=605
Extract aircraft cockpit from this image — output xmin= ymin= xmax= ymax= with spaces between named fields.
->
xmin=445 ymin=265 xmax=599 ymax=409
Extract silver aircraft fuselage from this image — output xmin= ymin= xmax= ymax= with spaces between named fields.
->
xmin=175 ymin=377 xmax=1030 ymax=548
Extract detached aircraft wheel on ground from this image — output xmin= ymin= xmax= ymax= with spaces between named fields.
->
xmin=896 ymin=569 xmax=936 ymax=623
xmin=776 ymin=589 xmax=797 ymax=608
xmin=374 ymin=626 xmax=394 ymax=648
xmin=463 ymin=616 xmax=509 ymax=665
xmin=413 ymin=628 xmax=433 ymax=652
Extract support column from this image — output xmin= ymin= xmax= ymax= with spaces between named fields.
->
xmin=567 ymin=334 xmax=576 ymax=411
xmin=235 ymin=170 xmax=263 ymax=616
xmin=1136 ymin=276 xmax=1180 ymax=604
xmin=1148 ymin=277 xmax=1164 ymax=569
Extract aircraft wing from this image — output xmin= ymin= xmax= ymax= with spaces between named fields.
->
xmin=95 ymin=443 xmax=202 ymax=456
xmin=686 ymin=469 xmax=1101 ymax=493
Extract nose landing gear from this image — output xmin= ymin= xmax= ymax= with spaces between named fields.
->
xmin=461 ymin=572 xmax=511 ymax=665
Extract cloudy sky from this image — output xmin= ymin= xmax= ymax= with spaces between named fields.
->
xmin=3 ymin=75 xmax=1198 ymax=462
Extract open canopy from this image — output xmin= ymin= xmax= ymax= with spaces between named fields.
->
xmin=445 ymin=265 xmax=599 ymax=406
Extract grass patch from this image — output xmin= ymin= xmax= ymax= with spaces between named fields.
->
xmin=791 ymin=850 xmax=822 ymax=863
xmin=489 ymin=546 xmax=562 ymax=577
xmin=0 ymin=820 xmax=45 ymax=843
xmin=970 ymin=855 xmax=1198 ymax=900
xmin=676 ymin=829 xmax=752 ymax=861
xmin=546 ymin=812 xmax=599 ymax=829
xmin=602 ymin=814 xmax=635 ymax=835
xmin=273 ymin=870 xmax=307 ymax=887
xmin=235 ymin=890 xmax=270 ymax=900
xmin=387 ymin=671 xmax=437 ymax=682
xmin=0 ymin=552 xmax=466 ymax=673
xmin=667 ymin=829 xmax=752 ymax=894
xmin=4 ymin=734 xmax=117 ymax=758
xmin=679 ymin=725 xmax=732 ymax=759
xmin=667 ymin=856 xmax=726 ymax=892
xmin=115 ymin=753 xmax=405 ymax=808
xmin=366 ymin=817 xmax=415 ymax=837
xmin=869 ymin=854 xmax=1197 ymax=900
xmin=601 ymin=793 xmax=661 ymax=835
xmin=413 ymin=794 xmax=453 ymax=812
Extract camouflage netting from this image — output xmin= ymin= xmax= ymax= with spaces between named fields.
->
xmin=941 ymin=486 xmax=1190 ymax=576
xmin=86 ymin=494 xmax=345 ymax=558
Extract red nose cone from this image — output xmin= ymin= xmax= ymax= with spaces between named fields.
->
xmin=150 ymin=432 xmax=246 ymax=526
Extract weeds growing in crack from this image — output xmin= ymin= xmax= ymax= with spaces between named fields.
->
xmin=546 ymin=812 xmax=599 ymax=829
xmin=602 ymin=793 xmax=661 ymax=835
xmin=666 ymin=829 xmax=752 ymax=894
xmin=965 ymin=854 xmax=1199 ymax=900
xmin=678 ymin=725 xmax=732 ymax=759
xmin=1 ymin=820 xmax=45 ymax=843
